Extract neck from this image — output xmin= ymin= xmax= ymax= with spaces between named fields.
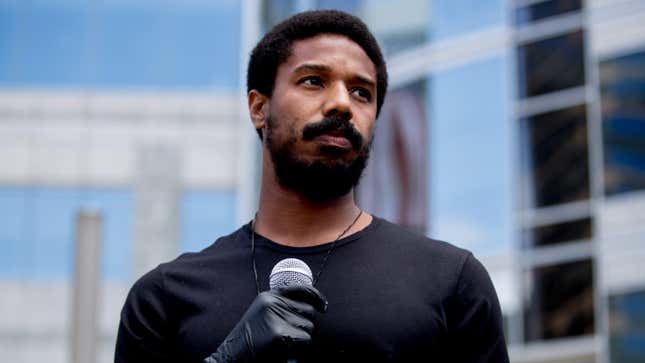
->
xmin=255 ymin=155 xmax=370 ymax=247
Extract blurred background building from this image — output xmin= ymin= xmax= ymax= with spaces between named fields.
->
xmin=0 ymin=1 xmax=643 ymax=362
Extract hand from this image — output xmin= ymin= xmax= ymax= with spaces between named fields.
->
xmin=204 ymin=284 xmax=327 ymax=363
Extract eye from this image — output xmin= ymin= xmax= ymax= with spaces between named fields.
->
xmin=352 ymin=87 xmax=372 ymax=102
xmin=299 ymin=76 xmax=324 ymax=87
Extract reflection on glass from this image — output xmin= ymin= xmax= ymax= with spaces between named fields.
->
xmin=600 ymin=50 xmax=645 ymax=196
xmin=523 ymin=259 xmax=595 ymax=341
xmin=316 ymin=0 xmax=359 ymax=13
xmin=431 ymin=0 xmax=505 ymax=41
xmin=263 ymin=0 xmax=429 ymax=55
xmin=524 ymin=217 xmax=592 ymax=247
xmin=429 ymin=56 xmax=513 ymax=256
xmin=518 ymin=31 xmax=585 ymax=98
xmin=516 ymin=0 xmax=582 ymax=25
xmin=358 ymin=81 xmax=427 ymax=232
xmin=609 ymin=290 xmax=645 ymax=363
xmin=334 ymin=0 xmax=429 ymax=55
xmin=263 ymin=0 xmax=299 ymax=30
xmin=520 ymin=105 xmax=590 ymax=208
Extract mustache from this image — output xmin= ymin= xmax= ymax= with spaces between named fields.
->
xmin=301 ymin=116 xmax=364 ymax=149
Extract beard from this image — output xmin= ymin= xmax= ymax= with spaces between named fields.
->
xmin=265 ymin=114 xmax=372 ymax=203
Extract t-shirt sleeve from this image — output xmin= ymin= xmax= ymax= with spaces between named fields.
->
xmin=446 ymin=253 xmax=509 ymax=363
xmin=114 ymin=267 xmax=174 ymax=363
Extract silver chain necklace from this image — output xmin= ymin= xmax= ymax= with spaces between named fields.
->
xmin=250 ymin=209 xmax=363 ymax=294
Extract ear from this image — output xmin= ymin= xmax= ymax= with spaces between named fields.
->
xmin=248 ymin=90 xmax=269 ymax=134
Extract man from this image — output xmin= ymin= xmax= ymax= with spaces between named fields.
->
xmin=115 ymin=9 xmax=509 ymax=363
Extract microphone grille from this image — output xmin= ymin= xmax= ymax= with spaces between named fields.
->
xmin=269 ymin=258 xmax=313 ymax=289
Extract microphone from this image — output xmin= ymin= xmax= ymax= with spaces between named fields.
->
xmin=270 ymin=258 xmax=313 ymax=289
xmin=269 ymin=258 xmax=313 ymax=363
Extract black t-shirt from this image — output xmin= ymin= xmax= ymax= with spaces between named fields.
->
xmin=115 ymin=217 xmax=509 ymax=362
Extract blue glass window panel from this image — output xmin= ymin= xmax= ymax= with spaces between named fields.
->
xmin=516 ymin=0 xmax=582 ymax=25
xmin=0 ymin=2 xmax=90 ymax=86
xmin=519 ymin=105 xmax=590 ymax=207
xmin=600 ymin=50 xmax=645 ymax=196
xmin=29 ymin=188 xmax=81 ymax=279
xmin=0 ymin=187 xmax=28 ymax=278
xmin=431 ymin=0 xmax=505 ymax=41
xmin=84 ymin=189 xmax=133 ymax=281
xmin=315 ymin=0 xmax=429 ymax=55
xmin=179 ymin=189 xmax=236 ymax=253
xmin=517 ymin=31 xmax=586 ymax=98
xmin=263 ymin=0 xmax=299 ymax=30
xmin=524 ymin=259 xmax=595 ymax=341
xmin=316 ymin=0 xmax=360 ymax=12
xmin=429 ymin=55 xmax=512 ymax=256
xmin=431 ymin=189 xmax=512 ymax=254
xmin=0 ymin=1 xmax=240 ymax=90
xmin=0 ymin=187 xmax=133 ymax=281
xmin=609 ymin=290 xmax=645 ymax=363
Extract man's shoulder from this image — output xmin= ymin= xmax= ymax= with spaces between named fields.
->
xmin=371 ymin=216 xmax=472 ymax=263
xmin=373 ymin=219 xmax=499 ymax=302
xmin=366 ymin=216 xmax=479 ymax=298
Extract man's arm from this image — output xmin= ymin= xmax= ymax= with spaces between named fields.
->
xmin=446 ymin=253 xmax=509 ymax=363
xmin=115 ymin=267 xmax=173 ymax=363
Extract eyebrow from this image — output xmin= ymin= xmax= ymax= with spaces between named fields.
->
xmin=293 ymin=63 xmax=376 ymax=89
xmin=293 ymin=63 xmax=332 ymax=74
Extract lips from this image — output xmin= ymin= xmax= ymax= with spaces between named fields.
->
xmin=313 ymin=133 xmax=352 ymax=148
xmin=302 ymin=116 xmax=363 ymax=150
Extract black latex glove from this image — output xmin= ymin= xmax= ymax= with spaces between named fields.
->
xmin=203 ymin=284 xmax=327 ymax=363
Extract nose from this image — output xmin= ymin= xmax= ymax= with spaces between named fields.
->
xmin=322 ymin=82 xmax=353 ymax=121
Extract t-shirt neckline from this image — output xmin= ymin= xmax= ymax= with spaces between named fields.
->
xmin=241 ymin=215 xmax=382 ymax=255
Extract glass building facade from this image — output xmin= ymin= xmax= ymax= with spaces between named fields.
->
xmin=1 ymin=1 xmax=644 ymax=362
xmin=0 ymin=1 xmax=241 ymax=362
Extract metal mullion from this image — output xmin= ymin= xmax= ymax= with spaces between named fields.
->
xmin=514 ymin=0 xmax=554 ymax=8
xmin=509 ymin=0 xmax=527 ymax=346
xmin=516 ymin=12 xmax=584 ymax=44
xmin=509 ymin=335 xmax=598 ymax=363
xmin=387 ymin=26 xmax=510 ymax=89
xmin=518 ymin=199 xmax=592 ymax=229
xmin=236 ymin=0 xmax=262 ymax=226
xmin=521 ymin=239 xmax=594 ymax=267
xmin=582 ymin=0 xmax=609 ymax=361
xmin=515 ymin=85 xmax=587 ymax=118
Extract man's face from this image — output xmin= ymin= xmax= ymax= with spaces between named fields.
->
xmin=264 ymin=34 xmax=378 ymax=202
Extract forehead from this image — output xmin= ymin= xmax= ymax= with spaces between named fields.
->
xmin=281 ymin=34 xmax=376 ymax=79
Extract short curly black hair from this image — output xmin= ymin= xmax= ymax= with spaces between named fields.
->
xmin=247 ymin=9 xmax=388 ymax=123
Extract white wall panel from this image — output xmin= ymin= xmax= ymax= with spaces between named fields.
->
xmin=0 ymin=281 xmax=128 ymax=363
xmin=0 ymin=90 xmax=239 ymax=189
xmin=598 ymin=191 xmax=645 ymax=294
xmin=588 ymin=0 xmax=645 ymax=59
